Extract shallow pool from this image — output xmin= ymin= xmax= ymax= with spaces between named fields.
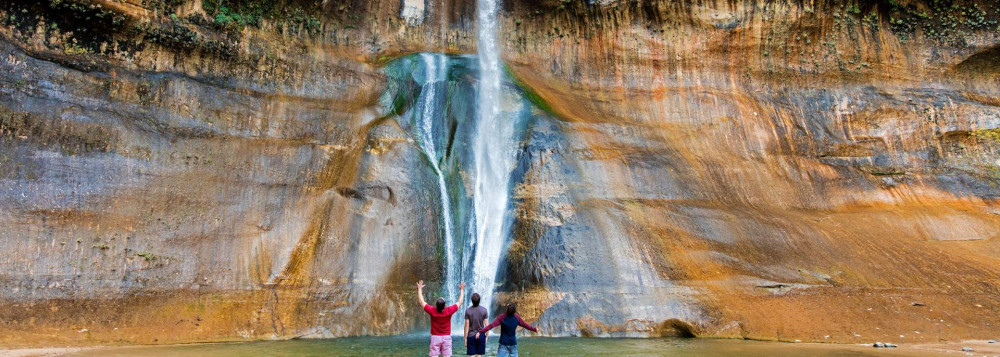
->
xmin=64 ymin=336 xmax=942 ymax=356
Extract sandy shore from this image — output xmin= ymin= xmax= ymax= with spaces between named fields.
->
xmin=910 ymin=340 xmax=1000 ymax=356
xmin=0 ymin=348 xmax=94 ymax=357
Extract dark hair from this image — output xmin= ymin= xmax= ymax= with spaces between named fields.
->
xmin=436 ymin=298 xmax=446 ymax=313
xmin=471 ymin=293 xmax=481 ymax=307
xmin=505 ymin=303 xmax=516 ymax=316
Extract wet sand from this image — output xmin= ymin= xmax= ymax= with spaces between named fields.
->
xmin=0 ymin=347 xmax=93 ymax=357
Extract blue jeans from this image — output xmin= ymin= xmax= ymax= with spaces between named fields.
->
xmin=497 ymin=344 xmax=518 ymax=357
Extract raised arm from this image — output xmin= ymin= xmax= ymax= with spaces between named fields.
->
xmin=416 ymin=280 xmax=427 ymax=308
xmin=515 ymin=314 xmax=539 ymax=332
xmin=455 ymin=282 xmax=466 ymax=308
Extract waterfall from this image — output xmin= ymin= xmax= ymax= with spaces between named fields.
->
xmin=390 ymin=0 xmax=520 ymax=329
xmin=412 ymin=53 xmax=459 ymax=306
xmin=470 ymin=0 xmax=515 ymax=316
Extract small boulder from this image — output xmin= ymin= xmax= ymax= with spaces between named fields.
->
xmin=988 ymin=339 xmax=997 ymax=344
xmin=910 ymin=302 xmax=926 ymax=306
xmin=961 ymin=347 xmax=974 ymax=352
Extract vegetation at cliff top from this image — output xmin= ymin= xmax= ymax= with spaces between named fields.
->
xmin=877 ymin=0 xmax=999 ymax=43
xmin=0 ymin=0 xmax=327 ymax=62
xmin=201 ymin=0 xmax=322 ymax=32
xmin=0 ymin=0 xmax=132 ymax=55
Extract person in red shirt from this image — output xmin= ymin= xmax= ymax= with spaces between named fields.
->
xmin=417 ymin=280 xmax=466 ymax=357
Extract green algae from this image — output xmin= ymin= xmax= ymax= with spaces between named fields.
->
xmin=971 ymin=128 xmax=1000 ymax=142
xmin=503 ymin=65 xmax=556 ymax=115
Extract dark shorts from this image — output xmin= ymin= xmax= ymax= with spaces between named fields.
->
xmin=466 ymin=333 xmax=486 ymax=355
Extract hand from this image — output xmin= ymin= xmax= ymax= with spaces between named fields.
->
xmin=475 ymin=332 xmax=480 ymax=339
xmin=459 ymin=281 xmax=466 ymax=290
xmin=417 ymin=280 xmax=425 ymax=290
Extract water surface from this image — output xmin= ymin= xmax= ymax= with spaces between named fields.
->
xmin=64 ymin=336 xmax=943 ymax=356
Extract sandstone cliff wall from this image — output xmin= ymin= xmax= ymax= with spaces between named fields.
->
xmin=0 ymin=0 xmax=997 ymax=347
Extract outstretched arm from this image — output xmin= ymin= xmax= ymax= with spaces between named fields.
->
xmin=455 ymin=282 xmax=466 ymax=308
xmin=416 ymin=280 xmax=427 ymax=308
xmin=475 ymin=314 xmax=505 ymax=338
xmin=515 ymin=314 xmax=539 ymax=332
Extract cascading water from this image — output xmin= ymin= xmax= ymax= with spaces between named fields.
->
xmin=411 ymin=53 xmax=459 ymax=307
xmin=469 ymin=0 xmax=517 ymax=315
xmin=382 ymin=2 xmax=528 ymax=329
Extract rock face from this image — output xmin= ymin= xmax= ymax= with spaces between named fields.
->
xmin=0 ymin=0 xmax=998 ymax=347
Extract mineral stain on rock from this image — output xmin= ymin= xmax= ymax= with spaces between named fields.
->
xmin=0 ymin=0 xmax=999 ymax=348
